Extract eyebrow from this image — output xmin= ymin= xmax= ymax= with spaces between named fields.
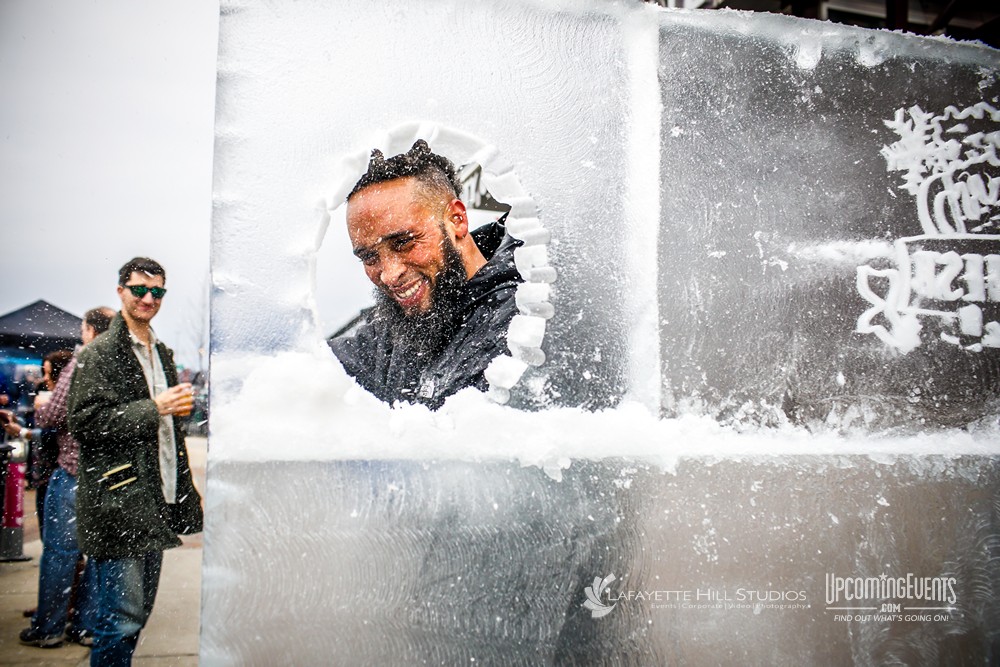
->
xmin=352 ymin=230 xmax=413 ymax=258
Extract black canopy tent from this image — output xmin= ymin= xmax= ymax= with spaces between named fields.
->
xmin=0 ymin=300 xmax=82 ymax=361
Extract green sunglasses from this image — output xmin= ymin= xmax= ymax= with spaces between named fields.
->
xmin=124 ymin=284 xmax=167 ymax=299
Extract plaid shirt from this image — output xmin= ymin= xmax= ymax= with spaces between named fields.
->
xmin=34 ymin=355 xmax=82 ymax=476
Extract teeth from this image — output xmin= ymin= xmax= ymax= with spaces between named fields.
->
xmin=395 ymin=282 xmax=420 ymax=300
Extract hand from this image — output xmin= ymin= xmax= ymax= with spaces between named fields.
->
xmin=154 ymin=383 xmax=194 ymax=416
xmin=3 ymin=422 xmax=23 ymax=438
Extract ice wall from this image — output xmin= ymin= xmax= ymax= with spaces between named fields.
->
xmin=206 ymin=0 xmax=1000 ymax=664
xmin=205 ymin=457 xmax=999 ymax=665
xmin=211 ymin=0 xmax=636 ymax=408
xmin=656 ymin=13 xmax=1000 ymax=430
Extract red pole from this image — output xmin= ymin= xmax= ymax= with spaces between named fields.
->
xmin=0 ymin=461 xmax=30 ymax=561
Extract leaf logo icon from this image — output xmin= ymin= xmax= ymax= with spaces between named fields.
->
xmin=582 ymin=573 xmax=618 ymax=618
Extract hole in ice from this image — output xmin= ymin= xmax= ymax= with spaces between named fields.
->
xmin=316 ymin=126 xmax=554 ymax=408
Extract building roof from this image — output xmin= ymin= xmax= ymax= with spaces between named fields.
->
xmin=0 ymin=300 xmax=82 ymax=357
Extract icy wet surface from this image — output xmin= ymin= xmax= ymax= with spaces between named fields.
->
xmin=206 ymin=0 xmax=1000 ymax=664
xmin=202 ymin=456 xmax=1000 ymax=665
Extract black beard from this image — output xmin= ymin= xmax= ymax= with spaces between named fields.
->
xmin=372 ymin=240 xmax=468 ymax=363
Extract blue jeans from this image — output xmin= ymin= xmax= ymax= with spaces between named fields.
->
xmin=34 ymin=467 xmax=96 ymax=636
xmin=91 ymin=551 xmax=163 ymax=667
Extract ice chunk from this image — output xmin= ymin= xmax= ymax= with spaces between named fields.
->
xmin=483 ymin=354 xmax=528 ymax=391
xmin=515 ymin=282 xmax=555 ymax=318
xmin=507 ymin=314 xmax=546 ymax=349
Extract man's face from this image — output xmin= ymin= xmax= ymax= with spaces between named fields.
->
xmin=347 ymin=178 xmax=458 ymax=316
xmin=117 ymin=271 xmax=165 ymax=325
xmin=81 ymin=321 xmax=96 ymax=345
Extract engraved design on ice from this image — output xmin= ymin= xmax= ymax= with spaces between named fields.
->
xmin=857 ymin=103 xmax=1000 ymax=352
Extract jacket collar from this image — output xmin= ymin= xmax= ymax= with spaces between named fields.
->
xmin=109 ymin=312 xmax=131 ymax=349
xmin=464 ymin=215 xmax=523 ymax=307
xmin=110 ymin=312 xmax=159 ymax=351
xmin=106 ymin=312 xmax=177 ymax=388
xmin=470 ymin=212 xmax=510 ymax=259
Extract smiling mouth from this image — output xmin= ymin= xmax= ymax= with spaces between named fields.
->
xmin=389 ymin=278 xmax=428 ymax=310
xmin=395 ymin=282 xmax=421 ymax=300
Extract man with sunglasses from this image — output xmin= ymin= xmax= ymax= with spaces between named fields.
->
xmin=67 ymin=257 xmax=203 ymax=666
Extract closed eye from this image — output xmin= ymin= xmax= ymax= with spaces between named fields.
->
xmin=356 ymin=250 xmax=378 ymax=266
xmin=392 ymin=237 xmax=414 ymax=251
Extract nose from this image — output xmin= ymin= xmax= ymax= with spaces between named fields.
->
xmin=140 ymin=291 xmax=157 ymax=303
xmin=379 ymin=255 xmax=405 ymax=287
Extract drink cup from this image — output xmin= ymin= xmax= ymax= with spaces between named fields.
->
xmin=175 ymin=386 xmax=195 ymax=418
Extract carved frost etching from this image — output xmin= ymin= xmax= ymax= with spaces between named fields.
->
xmin=857 ymin=103 xmax=1000 ymax=352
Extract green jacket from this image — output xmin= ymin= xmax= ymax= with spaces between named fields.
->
xmin=67 ymin=314 xmax=203 ymax=559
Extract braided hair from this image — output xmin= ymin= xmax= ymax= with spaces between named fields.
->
xmin=347 ymin=140 xmax=462 ymax=203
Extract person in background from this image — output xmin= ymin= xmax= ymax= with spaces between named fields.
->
xmin=0 ymin=368 xmax=11 ymax=408
xmin=14 ymin=368 xmax=41 ymax=425
xmin=68 ymin=258 xmax=203 ymax=666
xmin=18 ymin=308 xmax=115 ymax=649
xmin=3 ymin=351 xmax=74 ymax=532
xmin=10 ymin=367 xmax=40 ymax=485
xmin=32 ymin=351 xmax=73 ymax=527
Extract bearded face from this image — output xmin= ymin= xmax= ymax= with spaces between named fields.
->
xmin=371 ymin=234 xmax=468 ymax=360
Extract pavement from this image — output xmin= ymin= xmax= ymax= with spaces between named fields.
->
xmin=0 ymin=436 xmax=206 ymax=666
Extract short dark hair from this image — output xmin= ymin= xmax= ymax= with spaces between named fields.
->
xmin=118 ymin=257 xmax=166 ymax=287
xmin=347 ymin=140 xmax=462 ymax=203
xmin=44 ymin=349 xmax=74 ymax=384
xmin=83 ymin=307 xmax=115 ymax=336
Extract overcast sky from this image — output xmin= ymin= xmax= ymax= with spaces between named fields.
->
xmin=0 ymin=0 xmax=220 ymax=369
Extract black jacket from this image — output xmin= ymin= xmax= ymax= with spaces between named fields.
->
xmin=67 ymin=314 xmax=203 ymax=558
xmin=330 ymin=220 xmax=522 ymax=409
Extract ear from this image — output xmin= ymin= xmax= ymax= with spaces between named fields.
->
xmin=446 ymin=198 xmax=469 ymax=239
